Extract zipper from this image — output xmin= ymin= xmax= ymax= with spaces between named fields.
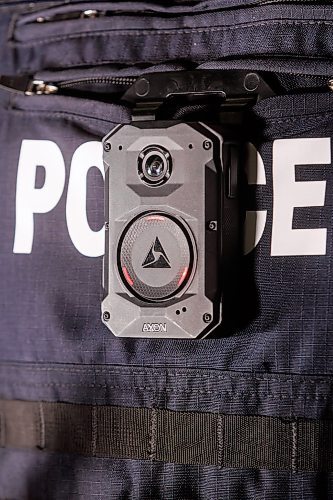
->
xmin=36 ymin=10 xmax=104 ymax=23
xmin=1 ymin=74 xmax=333 ymax=96
xmin=33 ymin=7 xmax=195 ymax=23
xmin=0 ymin=75 xmax=136 ymax=95
xmin=31 ymin=1 xmax=329 ymax=24
xmin=58 ymin=76 xmax=137 ymax=91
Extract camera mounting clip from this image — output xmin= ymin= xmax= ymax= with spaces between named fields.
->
xmin=122 ymin=70 xmax=276 ymax=122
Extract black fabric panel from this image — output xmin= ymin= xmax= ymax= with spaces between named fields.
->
xmin=1 ymin=400 xmax=333 ymax=472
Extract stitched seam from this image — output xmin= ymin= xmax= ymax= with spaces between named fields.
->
xmin=92 ymin=406 xmax=97 ymax=456
xmin=148 ymin=407 xmax=157 ymax=460
xmin=1 ymin=368 xmax=332 ymax=384
xmin=0 ymin=412 xmax=4 ymax=448
xmin=291 ymin=419 xmax=298 ymax=473
xmin=217 ymin=414 xmax=224 ymax=469
xmin=0 ymin=366 xmax=332 ymax=384
xmin=1 ymin=363 xmax=333 ymax=382
xmin=38 ymin=402 xmax=45 ymax=450
xmin=0 ymin=383 xmax=330 ymax=399
xmin=1 ymin=372 xmax=332 ymax=384
xmin=12 ymin=19 xmax=333 ymax=47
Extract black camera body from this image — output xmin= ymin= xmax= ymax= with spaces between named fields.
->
xmin=101 ymin=71 xmax=274 ymax=338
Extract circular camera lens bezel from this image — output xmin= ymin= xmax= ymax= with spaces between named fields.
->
xmin=138 ymin=145 xmax=172 ymax=187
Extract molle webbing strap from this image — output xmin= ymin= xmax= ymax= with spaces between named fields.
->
xmin=0 ymin=400 xmax=332 ymax=471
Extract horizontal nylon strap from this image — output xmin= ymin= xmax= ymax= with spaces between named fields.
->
xmin=0 ymin=400 xmax=332 ymax=471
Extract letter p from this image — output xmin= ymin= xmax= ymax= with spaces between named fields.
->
xmin=13 ymin=140 xmax=65 ymax=253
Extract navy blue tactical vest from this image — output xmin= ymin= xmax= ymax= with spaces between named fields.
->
xmin=0 ymin=1 xmax=333 ymax=498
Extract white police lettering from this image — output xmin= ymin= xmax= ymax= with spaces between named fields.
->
xmin=13 ymin=140 xmax=65 ymax=254
xmin=66 ymin=142 xmax=105 ymax=257
xmin=13 ymin=138 xmax=332 ymax=257
xmin=243 ymin=143 xmax=267 ymax=255
xmin=271 ymin=138 xmax=330 ymax=256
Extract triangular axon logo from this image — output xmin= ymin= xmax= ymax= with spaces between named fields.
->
xmin=142 ymin=237 xmax=171 ymax=269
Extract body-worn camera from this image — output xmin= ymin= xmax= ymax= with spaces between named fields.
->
xmin=102 ymin=70 xmax=275 ymax=338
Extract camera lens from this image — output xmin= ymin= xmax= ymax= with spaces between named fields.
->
xmin=145 ymin=156 xmax=165 ymax=178
xmin=138 ymin=146 xmax=172 ymax=186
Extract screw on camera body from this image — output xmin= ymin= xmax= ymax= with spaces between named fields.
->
xmin=135 ymin=77 xmax=150 ymax=97
xmin=103 ymin=311 xmax=110 ymax=321
xmin=203 ymin=140 xmax=212 ymax=150
xmin=244 ymin=72 xmax=260 ymax=92
xmin=203 ymin=313 xmax=212 ymax=323
xmin=104 ymin=142 xmax=111 ymax=152
xmin=208 ymin=220 xmax=217 ymax=231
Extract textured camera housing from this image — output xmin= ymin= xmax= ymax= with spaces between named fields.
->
xmin=102 ymin=121 xmax=229 ymax=339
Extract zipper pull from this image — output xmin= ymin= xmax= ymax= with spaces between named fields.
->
xmin=81 ymin=9 xmax=100 ymax=19
xmin=25 ymin=80 xmax=59 ymax=96
xmin=0 ymin=75 xmax=58 ymax=95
